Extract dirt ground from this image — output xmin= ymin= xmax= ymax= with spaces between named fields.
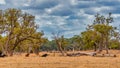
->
xmin=0 ymin=50 xmax=120 ymax=68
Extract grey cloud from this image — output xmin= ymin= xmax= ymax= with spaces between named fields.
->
xmin=1 ymin=0 xmax=120 ymax=39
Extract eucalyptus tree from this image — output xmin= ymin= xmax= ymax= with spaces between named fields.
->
xmin=0 ymin=8 xmax=45 ymax=56
xmin=93 ymin=13 xmax=114 ymax=53
xmin=52 ymin=32 xmax=68 ymax=56
xmin=81 ymin=30 xmax=101 ymax=51
xmin=80 ymin=13 xmax=116 ymax=53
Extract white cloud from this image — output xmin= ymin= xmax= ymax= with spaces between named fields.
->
xmin=0 ymin=0 xmax=6 ymax=4
xmin=35 ymin=15 xmax=68 ymax=28
xmin=70 ymin=0 xmax=77 ymax=5
xmin=92 ymin=6 xmax=113 ymax=12
xmin=112 ymin=14 xmax=120 ymax=18
xmin=45 ymin=4 xmax=63 ymax=14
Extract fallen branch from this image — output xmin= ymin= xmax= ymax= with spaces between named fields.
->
xmin=66 ymin=52 xmax=96 ymax=57
xmin=93 ymin=54 xmax=117 ymax=57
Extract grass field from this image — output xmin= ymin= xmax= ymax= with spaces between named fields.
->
xmin=0 ymin=50 xmax=120 ymax=68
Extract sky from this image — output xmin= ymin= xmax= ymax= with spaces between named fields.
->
xmin=0 ymin=0 xmax=120 ymax=40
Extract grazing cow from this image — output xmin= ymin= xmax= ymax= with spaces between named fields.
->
xmin=0 ymin=51 xmax=6 ymax=57
xmin=0 ymin=54 xmax=6 ymax=57
xmin=25 ymin=53 xmax=29 ymax=57
xmin=41 ymin=54 xmax=48 ymax=57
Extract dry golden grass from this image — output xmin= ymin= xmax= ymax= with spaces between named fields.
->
xmin=0 ymin=50 xmax=120 ymax=68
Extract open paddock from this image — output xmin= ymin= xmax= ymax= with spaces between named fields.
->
xmin=0 ymin=50 xmax=120 ymax=68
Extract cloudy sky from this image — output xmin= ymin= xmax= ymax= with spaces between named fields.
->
xmin=0 ymin=0 xmax=120 ymax=39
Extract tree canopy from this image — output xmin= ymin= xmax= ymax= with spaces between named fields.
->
xmin=0 ymin=8 xmax=46 ymax=56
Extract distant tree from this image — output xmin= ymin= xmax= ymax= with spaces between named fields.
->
xmin=93 ymin=13 xmax=115 ymax=53
xmin=81 ymin=30 xmax=101 ymax=51
xmin=81 ymin=13 xmax=116 ymax=53
xmin=68 ymin=35 xmax=84 ymax=51
xmin=40 ymin=40 xmax=57 ymax=51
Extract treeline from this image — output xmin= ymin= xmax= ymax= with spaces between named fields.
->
xmin=41 ymin=13 xmax=120 ymax=54
xmin=0 ymin=8 xmax=119 ymax=56
xmin=42 ymin=34 xmax=120 ymax=51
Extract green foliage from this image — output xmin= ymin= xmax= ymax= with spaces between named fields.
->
xmin=0 ymin=8 xmax=46 ymax=56
xmin=81 ymin=30 xmax=100 ymax=50
xmin=109 ymin=39 xmax=120 ymax=49
xmin=40 ymin=40 xmax=57 ymax=51
xmin=93 ymin=24 xmax=113 ymax=35
xmin=81 ymin=13 xmax=117 ymax=53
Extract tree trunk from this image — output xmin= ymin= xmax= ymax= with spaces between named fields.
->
xmin=72 ymin=47 xmax=75 ymax=53
xmin=98 ymin=34 xmax=104 ymax=53
xmin=55 ymin=39 xmax=65 ymax=56
xmin=34 ymin=47 xmax=39 ymax=56
xmin=105 ymin=35 xmax=109 ymax=54
xmin=94 ymin=44 xmax=97 ymax=51
xmin=59 ymin=44 xmax=65 ymax=56
xmin=4 ymin=32 xmax=12 ymax=56
xmin=98 ymin=42 xmax=103 ymax=53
